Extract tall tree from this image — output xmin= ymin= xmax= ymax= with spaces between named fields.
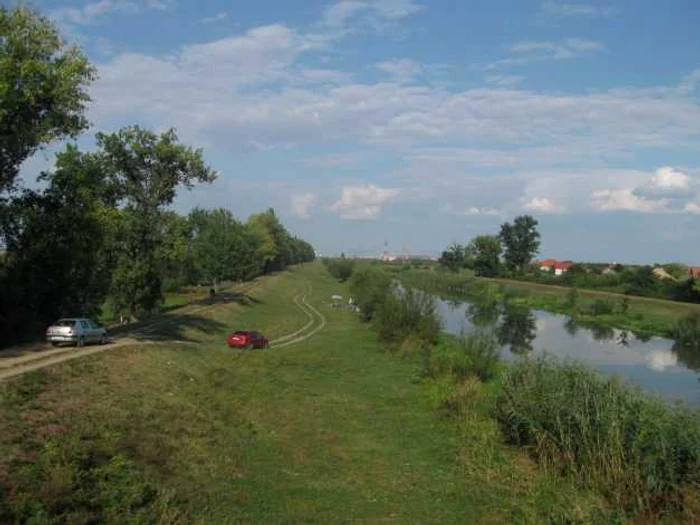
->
xmin=438 ymin=242 xmax=464 ymax=272
xmin=499 ymin=215 xmax=540 ymax=274
xmin=472 ymin=235 xmax=502 ymax=277
xmin=0 ymin=6 xmax=94 ymax=194
xmin=189 ymin=208 xmax=262 ymax=286
xmin=97 ymin=127 xmax=216 ymax=318
xmin=0 ymin=146 xmax=113 ymax=342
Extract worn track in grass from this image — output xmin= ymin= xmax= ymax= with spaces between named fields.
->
xmin=0 ymin=277 xmax=328 ymax=380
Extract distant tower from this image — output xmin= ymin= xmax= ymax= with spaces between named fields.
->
xmin=381 ymin=239 xmax=394 ymax=262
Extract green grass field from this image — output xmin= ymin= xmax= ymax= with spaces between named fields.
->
xmin=11 ymin=264 xmax=676 ymax=522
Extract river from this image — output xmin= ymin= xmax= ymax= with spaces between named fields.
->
xmin=432 ymin=294 xmax=700 ymax=405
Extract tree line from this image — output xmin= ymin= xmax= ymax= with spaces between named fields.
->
xmin=439 ymin=215 xmax=540 ymax=277
xmin=0 ymin=6 xmax=314 ymax=345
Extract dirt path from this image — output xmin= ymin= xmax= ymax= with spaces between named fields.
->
xmin=0 ymin=280 xmax=261 ymax=381
xmin=0 ymin=278 xmax=328 ymax=381
xmin=271 ymin=286 xmax=327 ymax=349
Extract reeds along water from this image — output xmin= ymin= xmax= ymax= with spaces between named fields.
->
xmin=494 ymin=357 xmax=700 ymax=515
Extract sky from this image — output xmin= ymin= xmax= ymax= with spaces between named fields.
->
xmin=18 ymin=0 xmax=700 ymax=263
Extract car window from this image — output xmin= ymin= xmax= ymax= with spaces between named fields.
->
xmin=80 ymin=320 xmax=90 ymax=329
xmin=55 ymin=319 xmax=76 ymax=327
xmin=251 ymin=331 xmax=259 ymax=338
xmin=88 ymin=320 xmax=99 ymax=329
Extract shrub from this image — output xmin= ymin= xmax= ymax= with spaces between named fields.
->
xmin=494 ymin=357 xmax=700 ymax=515
xmin=375 ymin=286 xmax=441 ymax=346
xmin=348 ymin=267 xmax=392 ymax=322
xmin=566 ymin=287 xmax=581 ymax=312
xmin=323 ymin=257 xmax=355 ymax=282
xmin=426 ymin=331 xmax=501 ymax=382
xmin=589 ymin=299 xmax=614 ymax=316
xmin=676 ymin=313 xmax=700 ymax=352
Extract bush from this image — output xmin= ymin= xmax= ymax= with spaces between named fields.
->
xmin=348 ymin=267 xmax=392 ymax=322
xmin=323 ymin=258 xmax=355 ymax=282
xmin=426 ymin=331 xmax=501 ymax=382
xmin=494 ymin=357 xmax=700 ymax=515
xmin=589 ymin=299 xmax=614 ymax=316
xmin=375 ymin=286 xmax=441 ymax=346
xmin=676 ymin=313 xmax=700 ymax=352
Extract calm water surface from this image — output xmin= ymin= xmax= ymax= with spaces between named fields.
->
xmin=433 ymin=294 xmax=700 ymax=406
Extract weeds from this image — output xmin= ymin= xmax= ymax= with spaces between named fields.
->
xmin=494 ymin=357 xmax=700 ymax=516
xmin=425 ymin=331 xmax=501 ymax=382
xmin=375 ymin=286 xmax=441 ymax=347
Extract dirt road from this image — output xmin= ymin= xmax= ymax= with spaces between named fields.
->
xmin=0 ymin=279 xmax=327 ymax=381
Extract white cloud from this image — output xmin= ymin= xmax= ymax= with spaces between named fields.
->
xmin=522 ymin=197 xmax=556 ymax=212
xmin=684 ymin=201 xmax=700 ymax=214
xmin=303 ymin=154 xmax=359 ymax=168
xmin=291 ymin=193 xmax=318 ymax=218
xmin=484 ymin=74 xmax=523 ymax=87
xmin=463 ymin=207 xmax=500 ymax=216
xmin=493 ymin=38 xmax=604 ymax=67
xmin=329 ymin=184 xmax=399 ymax=220
xmin=633 ymin=166 xmax=693 ymax=200
xmin=590 ymin=189 xmax=665 ymax=213
xmin=322 ymin=0 xmax=423 ymax=29
xmin=200 ymin=12 xmax=228 ymax=24
xmin=375 ymin=58 xmax=422 ymax=82
xmin=538 ymin=2 xmax=615 ymax=18
xmin=51 ymin=0 xmax=167 ymax=25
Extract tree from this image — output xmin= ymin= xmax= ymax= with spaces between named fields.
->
xmin=499 ymin=215 xmax=540 ymax=274
xmin=471 ymin=235 xmax=502 ymax=277
xmin=0 ymin=146 xmax=114 ymax=342
xmin=0 ymin=6 xmax=95 ymax=194
xmin=438 ymin=242 xmax=464 ymax=272
xmin=97 ymin=126 xmax=216 ymax=318
xmin=189 ymin=208 xmax=261 ymax=286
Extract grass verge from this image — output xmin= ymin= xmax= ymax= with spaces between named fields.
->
xmin=0 ymin=263 xmax=616 ymax=523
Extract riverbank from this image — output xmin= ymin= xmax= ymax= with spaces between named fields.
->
xmin=396 ymin=268 xmax=700 ymax=338
xmin=0 ymin=263 xmax=615 ymax=523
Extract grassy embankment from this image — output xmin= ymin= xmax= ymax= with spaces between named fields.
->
xmin=0 ymin=263 xmax=622 ymax=523
xmin=397 ymin=267 xmax=700 ymax=338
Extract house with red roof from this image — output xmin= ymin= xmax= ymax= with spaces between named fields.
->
xmin=689 ymin=267 xmax=700 ymax=279
xmin=538 ymin=259 xmax=573 ymax=276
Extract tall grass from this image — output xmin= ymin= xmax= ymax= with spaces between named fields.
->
xmin=494 ymin=357 xmax=700 ymax=516
xmin=348 ymin=266 xmax=392 ymax=322
xmin=425 ymin=331 xmax=501 ymax=382
xmin=374 ymin=286 xmax=441 ymax=347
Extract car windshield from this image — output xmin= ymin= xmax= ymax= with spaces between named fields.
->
xmin=54 ymin=319 xmax=76 ymax=327
xmin=233 ymin=331 xmax=249 ymax=336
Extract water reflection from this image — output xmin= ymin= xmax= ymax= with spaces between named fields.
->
xmin=434 ymin=292 xmax=700 ymax=404
xmin=497 ymin=306 xmax=537 ymax=356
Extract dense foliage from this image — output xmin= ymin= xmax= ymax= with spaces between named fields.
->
xmin=0 ymin=7 xmax=314 ymax=345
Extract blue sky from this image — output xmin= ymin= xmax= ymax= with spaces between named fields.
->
xmin=20 ymin=0 xmax=700 ymax=262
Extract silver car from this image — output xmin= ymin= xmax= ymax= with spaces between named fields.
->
xmin=46 ymin=318 xmax=108 ymax=347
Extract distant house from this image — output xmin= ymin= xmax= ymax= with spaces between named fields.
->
xmin=538 ymin=259 xmax=573 ymax=276
xmin=689 ymin=267 xmax=700 ymax=279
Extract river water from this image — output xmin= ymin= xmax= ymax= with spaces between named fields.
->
xmin=433 ymin=294 xmax=700 ymax=405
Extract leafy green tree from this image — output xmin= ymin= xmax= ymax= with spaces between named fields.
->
xmin=247 ymin=208 xmax=294 ymax=272
xmin=0 ymin=146 xmax=113 ymax=342
xmin=189 ymin=208 xmax=262 ymax=285
xmin=438 ymin=242 xmax=464 ymax=272
xmin=97 ymin=126 xmax=216 ymax=318
xmin=471 ymin=235 xmax=502 ymax=277
xmin=0 ymin=6 xmax=95 ymax=194
xmin=499 ymin=215 xmax=540 ymax=274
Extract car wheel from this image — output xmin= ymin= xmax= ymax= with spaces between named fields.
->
xmin=51 ymin=342 xmax=60 ymax=347
xmin=100 ymin=334 xmax=107 ymax=345
xmin=76 ymin=337 xmax=84 ymax=347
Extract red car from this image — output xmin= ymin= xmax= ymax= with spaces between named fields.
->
xmin=226 ymin=330 xmax=269 ymax=349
